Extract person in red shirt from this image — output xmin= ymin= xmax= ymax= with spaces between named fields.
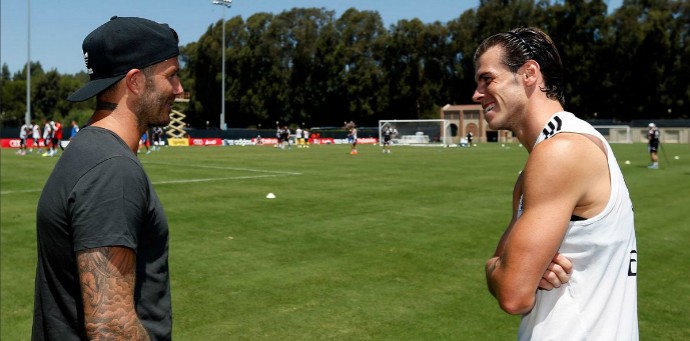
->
xmin=52 ymin=120 xmax=63 ymax=155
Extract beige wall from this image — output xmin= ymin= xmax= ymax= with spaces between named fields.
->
xmin=442 ymin=104 xmax=690 ymax=144
xmin=638 ymin=128 xmax=690 ymax=144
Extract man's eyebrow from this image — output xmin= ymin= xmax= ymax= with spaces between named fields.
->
xmin=166 ymin=66 xmax=180 ymax=75
xmin=476 ymin=71 xmax=491 ymax=81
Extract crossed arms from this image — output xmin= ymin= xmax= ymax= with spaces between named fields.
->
xmin=485 ymin=133 xmax=609 ymax=314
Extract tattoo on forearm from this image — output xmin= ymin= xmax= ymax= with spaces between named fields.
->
xmin=77 ymin=247 xmax=150 ymax=340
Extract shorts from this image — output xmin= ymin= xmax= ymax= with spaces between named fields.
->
xmin=649 ymin=141 xmax=659 ymax=153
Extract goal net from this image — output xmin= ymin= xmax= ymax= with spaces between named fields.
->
xmin=378 ymin=119 xmax=452 ymax=147
xmin=592 ymin=125 xmax=632 ymax=143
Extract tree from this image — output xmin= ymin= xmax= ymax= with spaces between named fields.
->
xmin=540 ymin=0 xmax=609 ymax=119
xmin=606 ymin=0 xmax=683 ymax=119
xmin=33 ymin=70 xmax=62 ymax=119
xmin=383 ymin=19 xmax=427 ymax=120
xmin=337 ymin=8 xmax=388 ymax=125
xmin=4 ymin=1 xmax=689 ymax=127
xmin=1 ymin=78 xmax=27 ymax=125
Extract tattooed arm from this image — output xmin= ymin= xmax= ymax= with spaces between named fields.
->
xmin=76 ymin=247 xmax=150 ymax=341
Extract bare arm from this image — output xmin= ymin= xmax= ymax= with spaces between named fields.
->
xmin=486 ymin=134 xmax=607 ymax=314
xmin=77 ymin=246 xmax=150 ymax=341
xmin=486 ymin=174 xmax=571 ymax=296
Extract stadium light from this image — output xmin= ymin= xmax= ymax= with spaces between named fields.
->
xmin=212 ymin=0 xmax=232 ymax=130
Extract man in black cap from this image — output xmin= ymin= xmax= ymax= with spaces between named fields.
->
xmin=32 ymin=16 xmax=183 ymax=340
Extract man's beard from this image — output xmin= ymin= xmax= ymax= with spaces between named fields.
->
xmin=136 ymin=82 xmax=171 ymax=132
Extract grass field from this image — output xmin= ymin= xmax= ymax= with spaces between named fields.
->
xmin=2 ymin=142 xmax=689 ymax=340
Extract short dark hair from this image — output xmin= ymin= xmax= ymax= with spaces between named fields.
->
xmin=474 ymin=27 xmax=565 ymax=105
xmin=97 ymin=64 xmax=158 ymax=99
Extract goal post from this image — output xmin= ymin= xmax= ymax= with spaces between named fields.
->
xmin=592 ymin=125 xmax=632 ymax=143
xmin=378 ymin=119 xmax=452 ymax=147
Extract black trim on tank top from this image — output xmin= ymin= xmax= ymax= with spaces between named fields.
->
xmin=570 ymin=214 xmax=586 ymax=221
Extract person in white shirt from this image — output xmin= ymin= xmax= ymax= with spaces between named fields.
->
xmin=302 ymin=128 xmax=310 ymax=148
xmin=17 ymin=122 xmax=31 ymax=155
xmin=42 ymin=119 xmax=53 ymax=156
xmin=31 ymin=120 xmax=42 ymax=153
xmin=473 ymin=27 xmax=638 ymax=340
xmin=346 ymin=121 xmax=358 ymax=155
xmin=295 ymin=127 xmax=303 ymax=147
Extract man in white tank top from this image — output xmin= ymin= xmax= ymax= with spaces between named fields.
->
xmin=473 ymin=27 xmax=638 ymax=340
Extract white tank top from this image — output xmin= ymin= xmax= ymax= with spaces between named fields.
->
xmin=517 ymin=112 xmax=638 ymax=340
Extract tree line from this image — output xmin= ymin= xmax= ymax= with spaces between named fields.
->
xmin=1 ymin=0 xmax=688 ymax=129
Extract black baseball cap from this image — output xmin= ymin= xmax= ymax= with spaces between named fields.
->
xmin=67 ymin=16 xmax=180 ymax=102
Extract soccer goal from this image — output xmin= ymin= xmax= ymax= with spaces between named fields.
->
xmin=378 ymin=119 xmax=452 ymax=147
xmin=592 ymin=125 xmax=633 ymax=143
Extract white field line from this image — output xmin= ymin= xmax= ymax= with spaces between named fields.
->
xmin=153 ymin=173 xmax=297 ymax=185
xmin=0 ymin=188 xmax=43 ymax=195
xmin=0 ymin=163 xmax=301 ymax=195
xmin=143 ymin=161 xmax=302 ymax=176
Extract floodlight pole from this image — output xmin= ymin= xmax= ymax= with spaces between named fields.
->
xmin=26 ymin=0 xmax=31 ymax=125
xmin=212 ymin=0 xmax=232 ymax=130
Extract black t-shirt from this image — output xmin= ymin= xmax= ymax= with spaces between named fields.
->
xmin=32 ymin=126 xmax=171 ymax=340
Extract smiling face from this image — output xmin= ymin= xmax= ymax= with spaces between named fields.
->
xmin=472 ymin=46 xmax=527 ymax=131
xmin=136 ymin=58 xmax=184 ymax=131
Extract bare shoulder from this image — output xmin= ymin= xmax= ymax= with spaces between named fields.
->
xmin=532 ymin=133 xmax=603 ymax=162
xmin=523 ymin=133 xmax=610 ymax=217
xmin=526 ymin=133 xmax=607 ymax=176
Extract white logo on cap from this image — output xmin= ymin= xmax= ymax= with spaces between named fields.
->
xmin=83 ymin=51 xmax=93 ymax=75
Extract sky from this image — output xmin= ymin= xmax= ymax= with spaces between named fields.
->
xmin=1 ymin=0 xmax=622 ymax=75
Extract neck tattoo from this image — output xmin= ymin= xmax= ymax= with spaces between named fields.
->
xmin=96 ymin=102 xmax=117 ymax=111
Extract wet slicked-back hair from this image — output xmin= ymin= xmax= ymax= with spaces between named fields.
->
xmin=473 ymin=27 xmax=565 ymax=105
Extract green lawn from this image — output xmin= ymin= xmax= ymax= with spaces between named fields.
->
xmin=2 ymin=142 xmax=689 ymax=340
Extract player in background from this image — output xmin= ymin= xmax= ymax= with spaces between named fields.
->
xmin=466 ymin=131 xmax=474 ymax=147
xmin=17 ymin=121 xmax=31 ymax=155
xmin=138 ymin=131 xmax=151 ymax=154
xmin=346 ymin=121 xmax=358 ymax=155
xmin=647 ymin=123 xmax=660 ymax=169
xmin=152 ymin=126 xmax=164 ymax=151
xmin=41 ymin=119 xmax=53 ymax=156
xmin=276 ymin=125 xmax=284 ymax=149
xmin=30 ymin=120 xmax=42 ymax=153
xmin=295 ymin=126 xmax=303 ymax=148
xmin=52 ymin=120 xmax=64 ymax=155
xmin=70 ymin=120 xmax=80 ymax=140
xmin=302 ymin=128 xmax=310 ymax=148
xmin=280 ymin=125 xmax=291 ymax=150
xmin=382 ymin=126 xmax=395 ymax=153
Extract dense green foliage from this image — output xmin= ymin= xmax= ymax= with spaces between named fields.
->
xmin=2 ymin=143 xmax=689 ymax=339
xmin=2 ymin=0 xmax=689 ymax=128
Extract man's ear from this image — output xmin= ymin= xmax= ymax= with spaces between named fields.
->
xmin=124 ymin=69 xmax=145 ymax=95
xmin=523 ymin=60 xmax=540 ymax=85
